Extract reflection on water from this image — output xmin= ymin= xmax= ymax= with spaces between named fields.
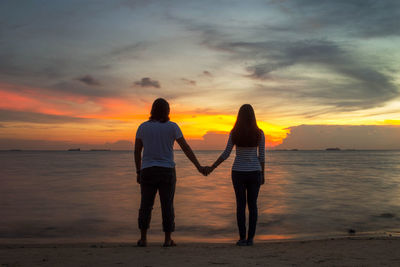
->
xmin=1 ymin=150 xmax=400 ymax=243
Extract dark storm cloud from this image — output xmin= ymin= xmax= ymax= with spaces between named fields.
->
xmin=134 ymin=77 xmax=161 ymax=88
xmin=260 ymin=40 xmax=395 ymax=108
xmin=76 ymin=75 xmax=101 ymax=86
xmin=235 ymin=40 xmax=342 ymax=79
xmin=203 ymin=37 xmax=398 ymax=110
xmin=0 ymin=110 xmax=96 ymax=124
xmin=274 ymin=0 xmax=400 ymax=37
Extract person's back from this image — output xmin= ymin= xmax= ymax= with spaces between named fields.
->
xmin=137 ymin=120 xmax=182 ymax=169
xmin=234 ymin=147 xmax=262 ymax=171
xmin=220 ymin=135 xmax=264 ymax=172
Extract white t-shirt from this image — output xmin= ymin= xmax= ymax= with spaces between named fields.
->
xmin=135 ymin=120 xmax=183 ymax=169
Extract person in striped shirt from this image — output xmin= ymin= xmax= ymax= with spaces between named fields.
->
xmin=206 ymin=104 xmax=265 ymax=246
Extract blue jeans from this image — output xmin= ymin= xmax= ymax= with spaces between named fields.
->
xmin=232 ymin=170 xmax=261 ymax=240
xmin=138 ymin=166 xmax=176 ymax=232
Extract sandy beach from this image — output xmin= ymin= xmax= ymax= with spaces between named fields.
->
xmin=1 ymin=237 xmax=400 ymax=266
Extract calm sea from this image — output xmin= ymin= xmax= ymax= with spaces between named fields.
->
xmin=1 ymin=150 xmax=400 ymax=243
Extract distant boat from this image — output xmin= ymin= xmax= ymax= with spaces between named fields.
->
xmin=68 ymin=148 xmax=81 ymax=151
xmin=9 ymin=149 xmax=22 ymax=151
xmin=90 ymin=149 xmax=111 ymax=151
xmin=326 ymin=147 xmax=341 ymax=151
xmin=291 ymin=149 xmax=299 ymax=151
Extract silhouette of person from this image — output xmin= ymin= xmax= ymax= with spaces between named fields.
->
xmin=134 ymin=98 xmax=206 ymax=247
xmin=205 ymin=104 xmax=265 ymax=246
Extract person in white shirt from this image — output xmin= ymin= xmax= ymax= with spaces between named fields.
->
xmin=134 ymin=98 xmax=205 ymax=247
xmin=206 ymin=104 xmax=265 ymax=246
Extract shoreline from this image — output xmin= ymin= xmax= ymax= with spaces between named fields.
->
xmin=1 ymin=235 xmax=399 ymax=247
xmin=2 ymin=237 xmax=400 ymax=266
xmin=1 ymin=230 xmax=398 ymax=245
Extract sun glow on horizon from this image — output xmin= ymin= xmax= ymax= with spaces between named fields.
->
xmin=2 ymin=80 xmax=400 ymax=149
xmin=0 ymin=82 xmax=291 ymax=146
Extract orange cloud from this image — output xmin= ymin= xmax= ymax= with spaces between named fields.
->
xmin=81 ymin=98 xmax=149 ymax=121
xmin=0 ymin=83 xmax=90 ymax=116
xmin=0 ymin=82 xmax=289 ymax=146
xmin=0 ymin=90 xmax=43 ymax=111
xmin=0 ymin=82 xmax=141 ymax=118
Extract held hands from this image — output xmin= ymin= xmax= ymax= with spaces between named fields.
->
xmin=198 ymin=165 xmax=214 ymax=176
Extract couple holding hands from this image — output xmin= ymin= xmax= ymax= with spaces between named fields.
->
xmin=134 ymin=98 xmax=265 ymax=247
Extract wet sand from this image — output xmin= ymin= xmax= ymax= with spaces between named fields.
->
xmin=1 ymin=237 xmax=400 ymax=266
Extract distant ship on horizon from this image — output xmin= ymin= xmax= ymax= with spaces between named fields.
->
xmin=67 ymin=148 xmax=81 ymax=151
xmin=326 ymin=147 xmax=341 ymax=151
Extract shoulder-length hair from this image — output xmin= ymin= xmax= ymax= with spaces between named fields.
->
xmin=149 ymin=98 xmax=170 ymax=123
xmin=231 ymin=104 xmax=261 ymax=147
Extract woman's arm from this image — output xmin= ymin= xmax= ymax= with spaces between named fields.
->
xmin=176 ymin=137 xmax=203 ymax=172
xmin=209 ymin=133 xmax=233 ymax=172
xmin=259 ymin=131 xmax=265 ymax=184
xmin=134 ymin=138 xmax=143 ymax=184
xmin=260 ymin=161 xmax=265 ymax=184
xmin=210 ymin=155 xmax=225 ymax=171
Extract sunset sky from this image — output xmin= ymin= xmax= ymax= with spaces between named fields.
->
xmin=1 ymin=0 xmax=399 ymax=149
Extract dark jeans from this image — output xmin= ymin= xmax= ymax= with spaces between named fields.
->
xmin=232 ymin=170 xmax=261 ymax=240
xmin=138 ymin=166 xmax=176 ymax=232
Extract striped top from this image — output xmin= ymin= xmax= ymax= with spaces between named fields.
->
xmin=220 ymin=130 xmax=265 ymax=171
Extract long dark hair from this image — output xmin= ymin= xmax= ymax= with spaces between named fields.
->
xmin=231 ymin=104 xmax=261 ymax=147
xmin=149 ymin=98 xmax=170 ymax=122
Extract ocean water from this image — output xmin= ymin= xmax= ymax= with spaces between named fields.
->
xmin=1 ymin=150 xmax=400 ymax=244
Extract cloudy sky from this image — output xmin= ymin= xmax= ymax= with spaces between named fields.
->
xmin=1 ymin=0 xmax=399 ymax=149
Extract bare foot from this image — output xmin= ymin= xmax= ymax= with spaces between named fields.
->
xmin=236 ymin=239 xmax=247 ymax=246
xmin=163 ymin=240 xmax=177 ymax=247
xmin=137 ymin=239 xmax=147 ymax=247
